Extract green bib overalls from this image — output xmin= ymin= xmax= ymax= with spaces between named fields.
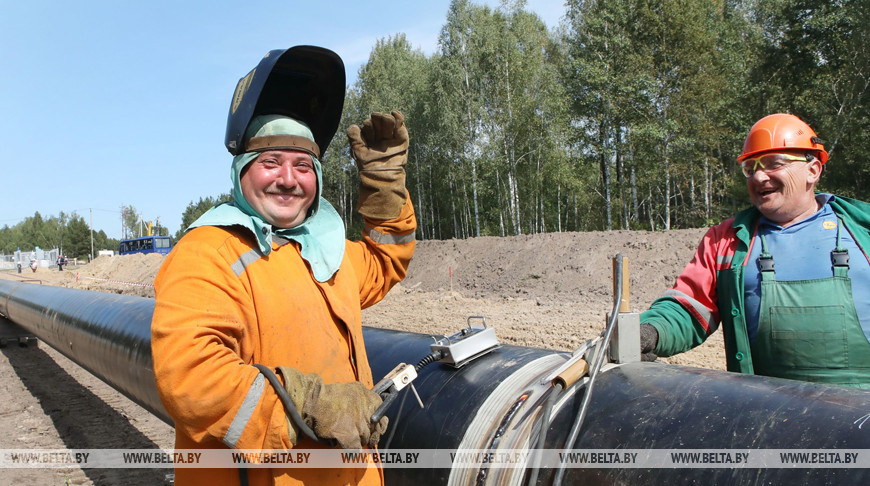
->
xmin=750 ymin=221 xmax=870 ymax=388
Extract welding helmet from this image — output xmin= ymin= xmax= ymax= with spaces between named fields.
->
xmin=224 ymin=46 xmax=346 ymax=158
xmin=737 ymin=113 xmax=828 ymax=164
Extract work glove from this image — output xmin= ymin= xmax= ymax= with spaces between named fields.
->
xmin=640 ymin=324 xmax=659 ymax=362
xmin=347 ymin=110 xmax=409 ymax=220
xmin=277 ymin=366 xmax=388 ymax=449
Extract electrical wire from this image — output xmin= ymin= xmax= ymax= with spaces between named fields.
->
xmin=381 ymin=350 xmax=445 ymax=448
xmin=552 ymin=255 xmax=624 ymax=486
xmin=525 ymin=382 xmax=563 ymax=486
xmin=415 ymin=350 xmax=444 ymax=371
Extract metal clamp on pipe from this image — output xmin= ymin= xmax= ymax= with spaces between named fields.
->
xmin=430 ymin=316 xmax=500 ymax=368
xmin=372 ymin=317 xmax=503 ymax=424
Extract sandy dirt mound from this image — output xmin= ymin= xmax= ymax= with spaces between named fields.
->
xmin=362 ymin=228 xmax=723 ymax=369
xmin=0 ymin=228 xmax=727 ymax=485
xmin=59 ymin=253 xmax=164 ymax=298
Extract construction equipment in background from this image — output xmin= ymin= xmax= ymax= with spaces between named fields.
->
xmin=138 ymin=218 xmax=161 ymax=237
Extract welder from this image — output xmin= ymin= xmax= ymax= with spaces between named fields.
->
xmin=151 ymin=46 xmax=416 ymax=485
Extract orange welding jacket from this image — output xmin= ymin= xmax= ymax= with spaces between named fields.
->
xmin=151 ymin=197 xmax=416 ymax=486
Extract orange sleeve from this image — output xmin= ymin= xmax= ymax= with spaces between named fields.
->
xmin=345 ymin=193 xmax=417 ymax=309
xmin=151 ymin=233 xmax=292 ymax=451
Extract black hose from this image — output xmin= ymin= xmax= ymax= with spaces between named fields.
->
xmin=252 ymin=364 xmax=324 ymax=444
xmin=552 ymin=254 xmax=624 ymax=486
xmin=415 ymin=350 xmax=444 ymax=371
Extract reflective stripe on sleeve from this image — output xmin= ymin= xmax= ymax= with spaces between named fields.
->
xmin=222 ymin=372 xmax=265 ymax=448
xmin=663 ymin=289 xmax=716 ymax=332
xmin=231 ymin=248 xmax=263 ymax=276
xmin=363 ymin=225 xmax=415 ymax=245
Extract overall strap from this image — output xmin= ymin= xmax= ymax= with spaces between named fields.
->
xmin=831 ymin=217 xmax=850 ymax=278
xmin=758 ymin=233 xmax=775 ymax=281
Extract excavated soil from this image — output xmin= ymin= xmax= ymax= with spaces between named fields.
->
xmin=0 ymin=228 xmax=723 ymax=485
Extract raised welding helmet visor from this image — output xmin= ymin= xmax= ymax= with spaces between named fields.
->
xmin=225 ymin=46 xmax=346 ymax=157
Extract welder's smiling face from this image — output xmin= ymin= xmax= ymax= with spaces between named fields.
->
xmin=241 ymin=149 xmax=317 ymax=229
xmin=745 ymin=151 xmax=822 ymax=227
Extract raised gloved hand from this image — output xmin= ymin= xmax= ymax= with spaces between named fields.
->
xmin=346 ymin=110 xmax=409 ymax=220
xmin=640 ymin=324 xmax=659 ymax=362
xmin=277 ymin=366 xmax=388 ymax=449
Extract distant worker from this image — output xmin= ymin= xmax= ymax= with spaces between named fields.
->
xmin=29 ymin=259 xmax=37 ymax=272
xmin=57 ymin=255 xmax=65 ymax=271
xmin=641 ymin=113 xmax=870 ymax=389
xmin=151 ymin=46 xmax=416 ymax=485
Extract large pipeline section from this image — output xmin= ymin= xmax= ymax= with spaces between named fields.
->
xmin=0 ymin=280 xmax=168 ymax=422
xmin=1 ymin=279 xmax=869 ymax=485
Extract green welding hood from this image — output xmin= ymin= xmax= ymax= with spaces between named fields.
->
xmin=224 ymin=45 xmax=346 ymax=157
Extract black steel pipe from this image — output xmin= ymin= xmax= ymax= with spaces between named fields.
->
xmin=2 ymin=280 xmax=870 ymax=485
xmin=364 ymin=328 xmax=870 ymax=485
xmin=0 ymin=280 xmax=168 ymax=423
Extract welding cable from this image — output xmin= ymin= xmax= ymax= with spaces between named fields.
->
xmin=552 ymin=255 xmax=624 ymax=486
xmin=252 ymin=364 xmax=324 ymax=444
xmin=240 ymin=365 xmax=325 ymax=486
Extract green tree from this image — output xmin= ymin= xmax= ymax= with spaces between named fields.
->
xmin=563 ymin=0 xmax=756 ymax=231
xmin=120 ymin=205 xmax=141 ymax=239
xmin=486 ymin=1 xmax=571 ymax=236
xmin=321 ymin=88 xmax=363 ymax=233
xmin=175 ymin=193 xmax=233 ymax=241
xmin=431 ymin=0 xmax=495 ymax=237
xmin=0 ymin=224 xmax=21 ymax=253
xmin=425 ymin=0 xmax=570 ymax=237
xmin=752 ymin=0 xmax=870 ymax=200
xmin=19 ymin=211 xmax=45 ymax=249
xmin=93 ymin=230 xmax=118 ymax=254
xmin=64 ymin=215 xmax=92 ymax=260
xmin=333 ymin=33 xmax=432 ymax=239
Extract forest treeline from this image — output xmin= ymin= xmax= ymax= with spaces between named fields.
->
xmin=326 ymin=0 xmax=869 ymax=239
xmin=0 ymin=212 xmax=116 ymax=260
xmin=3 ymin=0 xmax=867 ymax=257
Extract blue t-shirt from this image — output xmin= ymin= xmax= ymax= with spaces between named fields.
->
xmin=744 ymin=194 xmax=870 ymax=343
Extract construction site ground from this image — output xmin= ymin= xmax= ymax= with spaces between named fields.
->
xmin=0 ymin=227 xmax=721 ymax=485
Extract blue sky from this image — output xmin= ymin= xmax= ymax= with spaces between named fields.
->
xmin=0 ymin=0 xmax=565 ymax=241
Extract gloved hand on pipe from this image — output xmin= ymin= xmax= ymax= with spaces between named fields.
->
xmin=347 ymin=110 xmax=409 ymax=220
xmin=277 ymin=366 xmax=388 ymax=449
xmin=640 ymin=324 xmax=659 ymax=362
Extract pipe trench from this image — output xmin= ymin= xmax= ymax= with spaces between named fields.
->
xmin=1 ymin=280 xmax=869 ymax=484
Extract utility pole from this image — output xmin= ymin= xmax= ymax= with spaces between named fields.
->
xmin=90 ymin=208 xmax=94 ymax=262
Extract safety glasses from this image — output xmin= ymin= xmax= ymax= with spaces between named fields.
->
xmin=740 ymin=153 xmax=811 ymax=178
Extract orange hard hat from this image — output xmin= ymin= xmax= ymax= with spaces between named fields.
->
xmin=737 ymin=113 xmax=828 ymax=164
